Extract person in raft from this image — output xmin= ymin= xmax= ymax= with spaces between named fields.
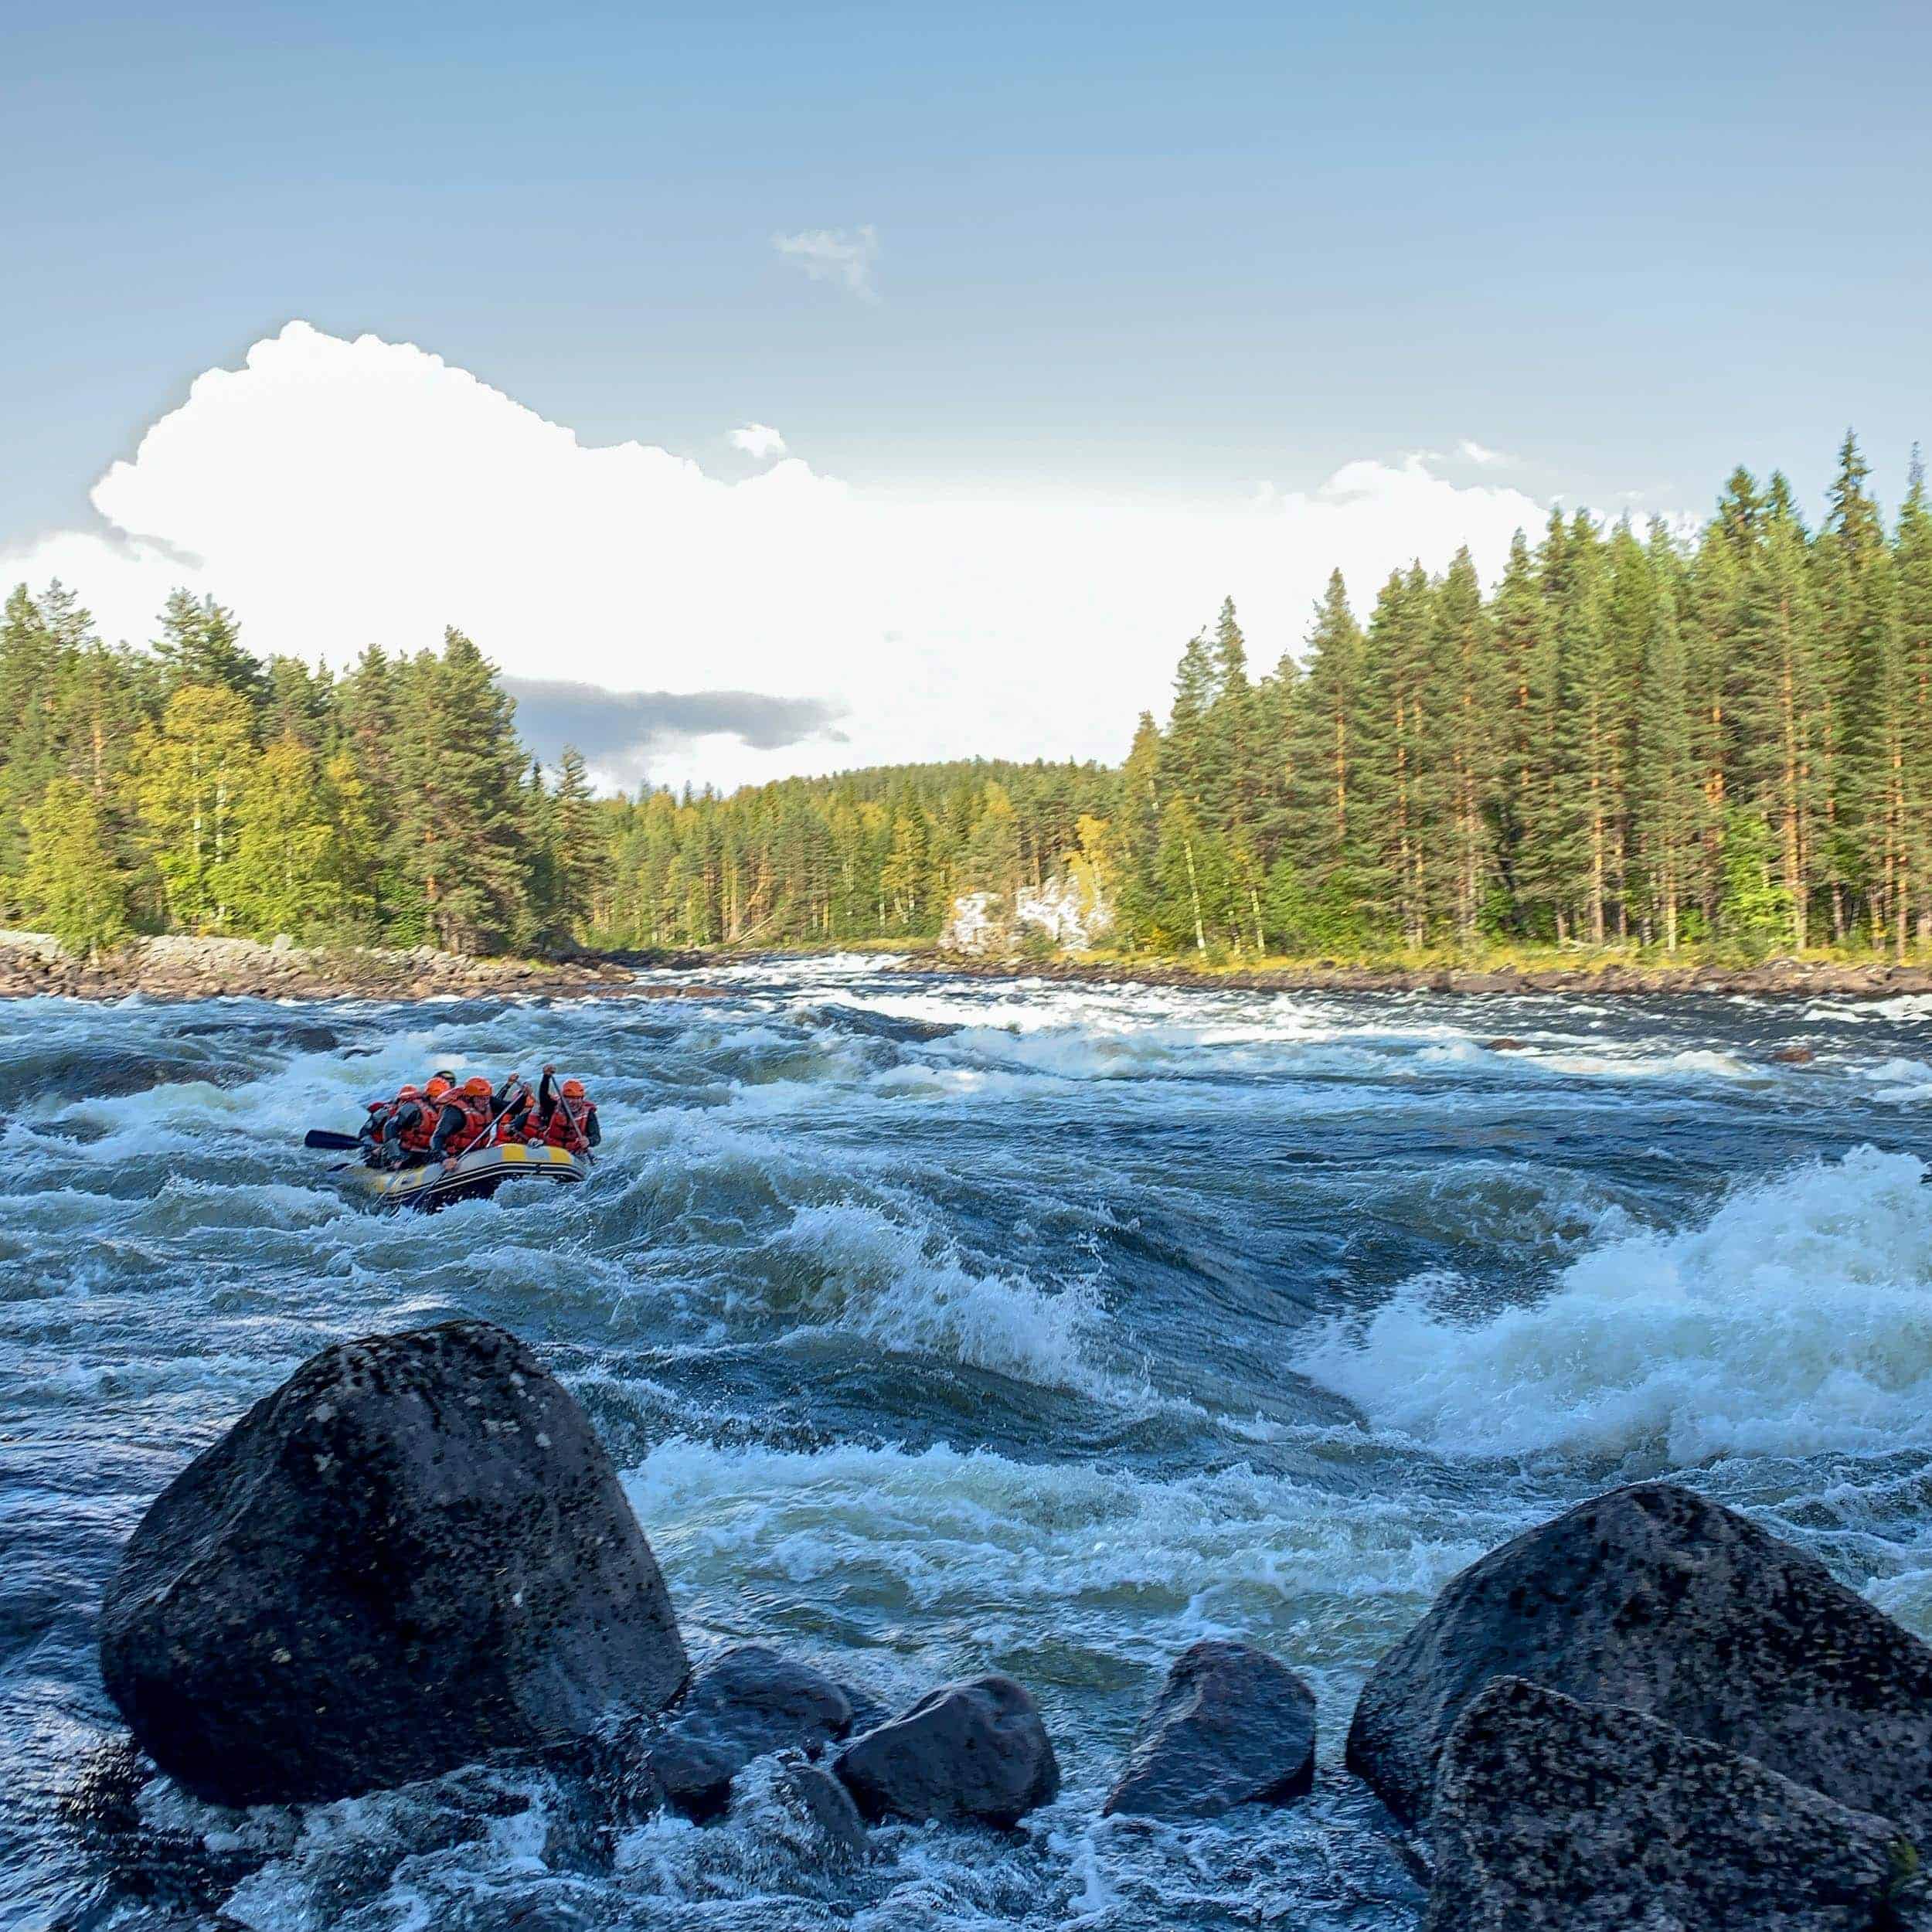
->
xmin=532 ymin=1064 xmax=600 ymax=1155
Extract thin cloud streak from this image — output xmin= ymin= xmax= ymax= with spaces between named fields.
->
xmin=774 ymin=224 xmax=879 ymax=301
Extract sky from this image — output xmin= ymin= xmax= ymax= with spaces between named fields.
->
xmin=3 ymin=2 xmax=1930 ymax=789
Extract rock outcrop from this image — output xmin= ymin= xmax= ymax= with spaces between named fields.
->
xmin=1102 ymin=1641 xmax=1315 ymax=1820
xmin=1347 ymin=1481 xmax=1932 ymax=1842
xmin=99 ymin=1320 xmax=688 ymax=1808
xmin=1427 ymin=1676 xmax=1917 ymax=1932
xmin=649 ymin=1645 xmax=855 ymax=1818
xmin=833 ymin=1675 xmax=1060 ymax=1827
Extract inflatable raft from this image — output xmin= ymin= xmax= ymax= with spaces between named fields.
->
xmin=338 ymin=1141 xmax=592 ymax=1213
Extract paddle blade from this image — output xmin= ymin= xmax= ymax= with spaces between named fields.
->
xmin=304 ymin=1128 xmax=364 ymax=1151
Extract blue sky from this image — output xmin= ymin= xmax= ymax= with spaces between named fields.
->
xmin=4 ymin=3 xmax=1930 ymax=785
xmin=8 ymin=0 xmax=1930 ymax=539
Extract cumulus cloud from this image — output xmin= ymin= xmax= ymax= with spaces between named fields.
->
xmin=773 ymin=224 xmax=879 ymax=300
xmin=1458 ymin=438 xmax=1512 ymax=467
xmin=729 ymin=422 xmax=787 ymax=461
xmin=2 ymin=321 xmax=1559 ymax=792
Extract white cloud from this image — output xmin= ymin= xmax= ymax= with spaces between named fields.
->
xmin=773 ymin=224 xmax=879 ymax=301
xmin=2 ymin=322 xmax=1558 ymax=792
xmin=729 ymin=422 xmax=787 ymax=461
xmin=1458 ymin=438 xmax=1511 ymax=467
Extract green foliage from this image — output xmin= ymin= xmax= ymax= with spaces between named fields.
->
xmin=21 ymin=777 xmax=136 ymax=960
xmin=2 ymin=431 xmax=1928 ymax=964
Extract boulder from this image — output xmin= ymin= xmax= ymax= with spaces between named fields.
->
xmin=99 ymin=1320 xmax=688 ymax=1808
xmin=650 ymin=1645 xmax=855 ymax=1818
xmin=754 ymin=1753 xmax=869 ymax=1863
xmin=1427 ymin=1677 xmax=1917 ymax=1932
xmin=1102 ymin=1640 xmax=1315 ymax=1820
xmin=833 ymin=1675 xmax=1059 ymax=1827
xmin=1347 ymin=1481 xmax=1932 ymax=1840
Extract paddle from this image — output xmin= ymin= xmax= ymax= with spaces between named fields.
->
xmin=304 ymin=1128 xmax=364 ymax=1151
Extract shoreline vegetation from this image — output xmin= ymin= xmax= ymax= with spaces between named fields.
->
xmin=5 ymin=437 xmax=1930 ymax=979
xmin=4 ymin=928 xmax=1928 ymax=1003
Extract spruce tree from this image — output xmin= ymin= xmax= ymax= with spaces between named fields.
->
xmin=153 ymin=589 xmax=269 ymax=709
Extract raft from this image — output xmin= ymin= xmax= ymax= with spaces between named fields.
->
xmin=338 ymin=1141 xmax=592 ymax=1213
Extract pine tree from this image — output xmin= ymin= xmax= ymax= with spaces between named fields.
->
xmin=391 ymin=629 xmax=531 ymax=953
xmin=1164 ymin=628 xmax=1219 ymax=814
xmin=1895 ymin=452 xmax=1932 ymax=949
xmin=1487 ymin=532 xmax=1552 ymax=933
xmin=1113 ymin=713 xmax=1164 ymax=945
xmin=154 ymin=590 xmax=269 ymax=708
xmin=1288 ymin=570 xmax=1385 ymax=940
xmin=1631 ymin=526 xmax=1699 ymax=951
xmin=1432 ymin=547 xmax=1497 ymax=944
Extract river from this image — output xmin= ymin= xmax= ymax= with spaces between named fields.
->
xmin=6 ymin=956 xmax=1932 ymax=1930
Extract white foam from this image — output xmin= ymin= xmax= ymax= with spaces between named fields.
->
xmin=1302 ymin=1146 xmax=1932 ymax=1464
xmin=758 ymin=1200 xmax=1117 ymax=1398
xmin=625 ymin=1434 xmax=1505 ymax=1689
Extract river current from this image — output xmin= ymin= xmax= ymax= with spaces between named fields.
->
xmin=5 ymin=956 xmax=1932 ymax=1930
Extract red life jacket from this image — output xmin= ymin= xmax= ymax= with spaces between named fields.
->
xmin=440 ymin=1091 xmax=495 ymax=1151
xmin=396 ymin=1101 xmax=440 ymax=1155
xmin=543 ymin=1097 xmax=595 ymax=1154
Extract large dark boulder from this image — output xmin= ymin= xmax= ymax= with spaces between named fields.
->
xmin=99 ymin=1320 xmax=688 ymax=1807
xmin=1348 ymin=1481 xmax=1932 ymax=1840
xmin=1427 ymin=1677 xmax=1917 ymax=1932
xmin=650 ymin=1645 xmax=855 ymax=1818
xmin=1102 ymin=1640 xmax=1315 ymax=1820
xmin=833 ymin=1675 xmax=1059 ymax=1826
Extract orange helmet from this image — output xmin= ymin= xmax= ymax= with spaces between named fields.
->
xmin=560 ymin=1078 xmax=586 ymax=1099
xmin=425 ymin=1077 xmax=452 ymax=1101
xmin=397 ymin=1083 xmax=422 ymax=1100
xmin=463 ymin=1076 xmax=492 ymax=1097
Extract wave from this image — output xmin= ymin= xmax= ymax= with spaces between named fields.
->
xmin=624 ymin=1434 xmax=1510 ymax=1697
xmin=756 ymin=1201 xmax=1117 ymax=1399
xmin=1301 ymin=1145 xmax=1932 ymax=1464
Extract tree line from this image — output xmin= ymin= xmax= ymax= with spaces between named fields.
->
xmin=4 ymin=434 xmax=1927 ymax=963
xmin=0 ymin=588 xmax=600 ymax=957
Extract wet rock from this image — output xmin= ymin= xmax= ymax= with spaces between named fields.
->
xmin=758 ymin=1753 xmax=869 ymax=1862
xmin=1347 ymin=1481 xmax=1932 ymax=1840
xmin=650 ymin=1645 xmax=854 ymax=1818
xmin=1103 ymin=1640 xmax=1315 ymax=1820
xmin=1482 ymin=1037 xmax=1529 ymax=1052
xmin=1427 ymin=1676 xmax=1917 ymax=1932
xmin=99 ymin=1320 xmax=688 ymax=1808
xmin=1771 ymin=1044 xmax=1818 ymax=1064
xmin=833 ymin=1675 xmax=1060 ymax=1827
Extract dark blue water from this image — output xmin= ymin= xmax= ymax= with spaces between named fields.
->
xmin=5 ymin=958 xmax=1931 ymax=1930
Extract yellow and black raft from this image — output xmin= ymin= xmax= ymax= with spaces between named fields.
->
xmin=338 ymin=1141 xmax=592 ymax=1213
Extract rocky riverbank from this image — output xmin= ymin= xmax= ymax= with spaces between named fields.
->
xmin=892 ymin=947 xmax=1932 ymax=999
xmin=0 ymin=931 xmax=714 ymax=1002
xmin=94 ymin=1319 xmax=1932 ymax=1930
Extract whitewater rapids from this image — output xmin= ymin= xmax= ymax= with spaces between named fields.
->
xmin=5 ymin=957 xmax=1930 ymax=1929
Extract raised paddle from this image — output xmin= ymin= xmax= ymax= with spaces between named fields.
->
xmin=304 ymin=1128 xmax=364 ymax=1151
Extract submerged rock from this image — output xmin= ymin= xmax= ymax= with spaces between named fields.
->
xmin=650 ymin=1645 xmax=855 ymax=1818
xmin=833 ymin=1675 xmax=1059 ymax=1826
xmin=99 ymin=1320 xmax=688 ymax=1808
xmin=1347 ymin=1481 xmax=1932 ymax=1841
xmin=1427 ymin=1676 xmax=1917 ymax=1932
xmin=1103 ymin=1640 xmax=1315 ymax=1820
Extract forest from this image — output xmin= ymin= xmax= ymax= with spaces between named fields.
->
xmin=3 ymin=434 xmax=1928 ymax=964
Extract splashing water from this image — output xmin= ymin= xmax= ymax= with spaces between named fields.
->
xmin=5 ymin=957 xmax=1931 ymax=1930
